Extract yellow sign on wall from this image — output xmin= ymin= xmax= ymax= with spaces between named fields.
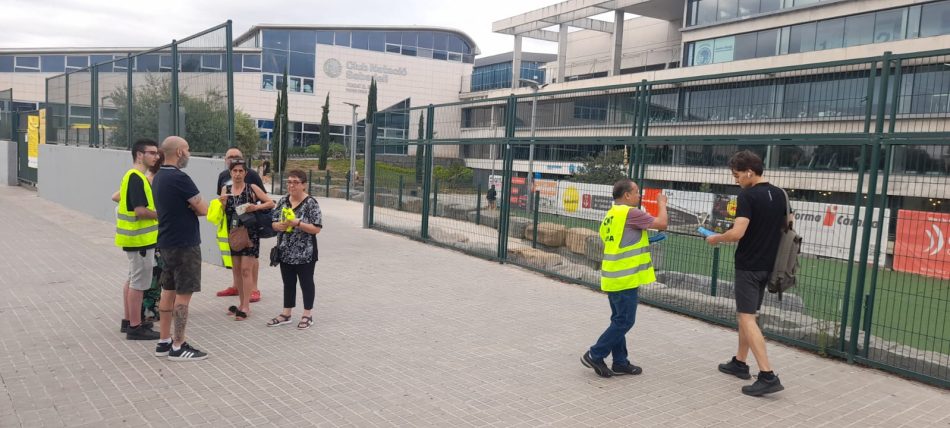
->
xmin=27 ymin=115 xmax=39 ymax=168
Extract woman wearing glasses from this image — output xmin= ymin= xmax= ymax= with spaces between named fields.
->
xmin=219 ymin=159 xmax=275 ymax=321
xmin=267 ymin=169 xmax=323 ymax=330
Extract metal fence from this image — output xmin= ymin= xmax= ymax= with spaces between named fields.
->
xmin=365 ymin=49 xmax=950 ymax=388
xmin=44 ymin=22 xmax=235 ymax=155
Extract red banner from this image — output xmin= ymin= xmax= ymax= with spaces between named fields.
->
xmin=641 ymin=188 xmax=661 ymax=217
xmin=894 ymin=210 xmax=950 ymax=280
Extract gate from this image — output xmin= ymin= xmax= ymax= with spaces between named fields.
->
xmin=15 ymin=110 xmax=39 ymax=186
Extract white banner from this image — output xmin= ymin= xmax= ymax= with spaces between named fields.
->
xmin=792 ymin=201 xmax=890 ymax=264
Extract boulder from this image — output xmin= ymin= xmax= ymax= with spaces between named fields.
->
xmin=523 ymin=222 xmax=567 ymax=247
xmin=508 ymin=247 xmax=565 ymax=270
xmin=444 ymin=204 xmax=477 ymax=221
xmin=566 ymin=228 xmax=598 ymax=254
xmin=508 ymin=217 xmax=532 ymax=239
xmin=584 ymin=235 xmax=605 ymax=262
xmin=467 ymin=210 xmax=500 ymax=229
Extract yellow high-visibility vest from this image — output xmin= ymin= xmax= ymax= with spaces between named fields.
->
xmin=599 ymin=204 xmax=654 ymax=292
xmin=115 ymin=169 xmax=158 ymax=248
xmin=207 ymin=199 xmax=232 ymax=268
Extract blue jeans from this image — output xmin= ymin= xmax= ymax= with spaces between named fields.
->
xmin=589 ymin=287 xmax=639 ymax=365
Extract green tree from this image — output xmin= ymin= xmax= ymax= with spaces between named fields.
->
xmin=318 ymin=94 xmax=331 ymax=170
xmin=271 ymin=68 xmax=290 ymax=175
xmin=572 ymin=149 xmax=627 ymax=185
xmin=234 ymin=110 xmax=259 ymax=159
xmin=415 ymin=112 xmax=425 ymax=185
xmin=365 ymin=78 xmax=377 ymax=125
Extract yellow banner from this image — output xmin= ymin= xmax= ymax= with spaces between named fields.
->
xmin=27 ymin=115 xmax=39 ymax=168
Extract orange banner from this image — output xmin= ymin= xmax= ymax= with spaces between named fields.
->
xmin=894 ymin=210 xmax=950 ymax=280
xmin=641 ymin=188 xmax=661 ymax=217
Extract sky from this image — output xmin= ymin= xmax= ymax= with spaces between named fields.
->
xmin=0 ymin=0 xmax=567 ymax=57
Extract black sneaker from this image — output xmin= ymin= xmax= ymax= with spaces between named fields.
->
xmin=168 ymin=342 xmax=208 ymax=361
xmin=741 ymin=374 xmax=784 ymax=396
xmin=580 ymin=351 xmax=612 ymax=378
xmin=126 ymin=324 xmax=160 ymax=341
xmin=120 ymin=319 xmax=153 ymax=333
xmin=611 ymin=363 xmax=643 ymax=376
xmin=155 ymin=341 xmax=172 ymax=357
xmin=718 ymin=356 xmax=751 ymax=379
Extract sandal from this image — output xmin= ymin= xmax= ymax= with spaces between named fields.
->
xmin=234 ymin=309 xmax=248 ymax=321
xmin=297 ymin=316 xmax=313 ymax=330
xmin=267 ymin=314 xmax=292 ymax=327
xmin=227 ymin=305 xmax=238 ymax=316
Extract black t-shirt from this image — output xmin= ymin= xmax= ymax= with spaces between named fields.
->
xmin=217 ymin=168 xmax=264 ymax=195
xmin=735 ymin=182 xmax=788 ymax=271
xmin=122 ymin=172 xmax=155 ymax=251
xmin=153 ymin=166 xmax=201 ymax=249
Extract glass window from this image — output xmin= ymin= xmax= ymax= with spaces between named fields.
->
xmin=402 ymin=31 xmax=418 ymax=47
xmin=289 ymin=30 xmax=316 ymax=53
xmin=782 ymin=80 xmax=811 ymax=118
xmin=448 ymin=52 xmax=462 ymax=62
xmin=90 ymin=54 xmax=112 ymax=66
xmin=231 ymin=53 xmax=242 ymax=72
xmin=844 ymin=13 xmax=874 ymax=47
xmin=794 ymin=0 xmax=818 ymax=5
xmin=0 ymin=56 xmax=12 ymax=72
xmin=760 ymin=0 xmax=781 ymax=13
xmin=385 ymin=32 xmax=401 ymax=44
xmin=15 ymin=56 xmax=40 ymax=71
xmin=289 ymin=52 xmax=315 ymax=77
xmin=66 ymin=55 xmax=88 ymax=70
xmin=433 ymin=33 xmax=448 ymax=51
xmin=738 ymin=0 xmax=758 ymax=17
xmin=756 ymin=28 xmax=779 ymax=57
xmin=201 ymin=54 xmax=222 ymax=71
xmin=334 ymin=31 xmax=350 ymax=46
xmin=416 ymin=48 xmax=433 ymax=59
xmin=180 ymin=54 xmax=200 ymax=72
xmin=351 ymin=31 xmax=369 ymax=50
xmin=262 ymin=29 xmax=290 ymax=49
xmin=920 ymin=0 xmax=950 ymax=37
xmin=909 ymin=65 xmax=950 ymax=114
xmin=40 ymin=56 xmax=65 ymax=72
xmin=243 ymin=54 xmax=261 ymax=70
xmin=713 ymin=36 xmax=735 ymax=63
xmin=718 ymin=0 xmax=738 ymax=20
xmin=386 ymin=44 xmax=401 ymax=54
xmin=815 ymin=18 xmax=845 ymax=50
xmin=113 ymin=56 xmax=130 ymax=71
xmin=873 ymin=8 xmax=906 ymax=43
xmin=448 ymin=35 xmax=465 ymax=53
xmin=135 ymin=55 xmax=159 ymax=72
xmin=402 ymin=46 xmax=417 ymax=57
xmin=907 ymin=5 xmax=922 ymax=39
xmin=788 ymin=22 xmax=816 ymax=53
xmin=316 ymin=31 xmax=333 ymax=45
xmin=302 ymin=78 xmax=314 ymax=93
xmin=262 ymin=50 xmax=288 ymax=73
xmin=733 ymin=33 xmax=758 ymax=60
xmin=159 ymin=55 xmax=174 ymax=71
xmin=288 ymin=77 xmax=301 ymax=92
xmin=433 ymin=50 xmax=448 ymax=61
xmin=418 ymin=32 xmax=433 ymax=49
xmin=368 ymin=32 xmax=385 ymax=51
xmin=697 ymin=0 xmax=717 ymax=25
xmin=262 ymin=74 xmax=275 ymax=90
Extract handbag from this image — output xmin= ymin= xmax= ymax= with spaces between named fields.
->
xmin=229 ymin=225 xmax=251 ymax=251
xmin=269 ymin=230 xmax=283 ymax=266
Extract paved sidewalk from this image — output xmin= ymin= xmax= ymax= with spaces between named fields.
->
xmin=0 ymin=185 xmax=947 ymax=428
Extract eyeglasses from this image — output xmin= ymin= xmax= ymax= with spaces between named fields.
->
xmin=286 ymin=180 xmax=303 ymax=185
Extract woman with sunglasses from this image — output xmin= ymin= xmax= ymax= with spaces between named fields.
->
xmin=267 ymin=169 xmax=323 ymax=330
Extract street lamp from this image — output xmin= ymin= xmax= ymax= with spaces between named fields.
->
xmin=519 ymin=78 xmax=547 ymax=211
xmin=343 ymin=102 xmax=360 ymax=196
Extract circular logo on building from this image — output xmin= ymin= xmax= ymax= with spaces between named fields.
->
xmin=323 ymin=58 xmax=342 ymax=78
xmin=696 ymin=46 xmax=712 ymax=65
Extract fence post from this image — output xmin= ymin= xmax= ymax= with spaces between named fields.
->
xmin=627 ymin=82 xmax=642 ymax=178
xmin=849 ymin=51 xmax=891 ymax=362
xmin=398 ymin=175 xmax=404 ymax=211
xmin=532 ymin=190 xmax=540 ymax=249
xmin=497 ymin=95 xmax=517 ymax=261
xmin=475 ymin=183 xmax=482 ymax=225
xmin=839 ymin=144 xmax=868 ymax=352
xmin=432 ymin=180 xmax=439 ymax=217
xmin=346 ymin=173 xmax=351 ymax=201
xmin=307 ymin=169 xmax=312 ymax=194
xmin=225 ymin=20 xmax=235 ymax=149
xmin=64 ymin=72 xmax=70 ymax=146
xmin=325 ymin=170 xmax=331 ymax=198
xmin=863 ymin=142 xmax=893 ymax=357
xmin=710 ymin=247 xmax=720 ymax=297
xmin=171 ymin=40 xmax=180 ymax=136
xmin=126 ymin=53 xmax=133 ymax=149
xmin=90 ymin=65 xmax=98 ymax=148
xmin=420 ymin=105 xmax=435 ymax=240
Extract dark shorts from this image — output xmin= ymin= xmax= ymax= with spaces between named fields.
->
xmin=735 ymin=270 xmax=769 ymax=314
xmin=159 ymin=246 xmax=201 ymax=294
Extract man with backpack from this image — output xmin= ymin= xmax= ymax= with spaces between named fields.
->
xmin=705 ymin=150 xmax=787 ymax=396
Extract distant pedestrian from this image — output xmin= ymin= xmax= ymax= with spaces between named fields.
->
xmin=581 ymin=178 xmax=667 ymax=377
xmin=114 ymin=138 xmax=161 ymax=341
xmin=152 ymin=136 xmax=209 ymax=361
xmin=705 ymin=150 xmax=787 ymax=396
xmin=215 ymin=147 xmax=265 ymax=302
xmin=266 ymin=169 xmax=323 ymax=330
xmin=486 ymin=184 xmax=497 ymax=210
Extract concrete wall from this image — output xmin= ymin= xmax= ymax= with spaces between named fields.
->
xmin=0 ymin=140 xmax=16 ymax=186
xmin=37 ymin=144 xmax=228 ymax=266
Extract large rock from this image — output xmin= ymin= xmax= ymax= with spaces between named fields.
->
xmin=551 ymin=261 xmax=600 ymax=287
xmin=429 ymin=227 xmax=470 ymax=244
xmin=508 ymin=217 xmax=532 ymax=239
xmin=508 ymin=247 xmax=565 ymax=270
xmin=566 ymin=228 xmax=598 ymax=254
xmin=655 ymin=271 xmax=805 ymax=313
xmin=444 ymin=204 xmax=476 ymax=221
xmin=401 ymin=196 xmax=423 ymax=213
xmin=523 ymin=222 xmax=567 ymax=247
xmin=373 ymin=193 xmax=399 ymax=209
xmin=584 ymin=235 xmax=604 ymax=262
xmin=467 ymin=210 xmax=500 ymax=229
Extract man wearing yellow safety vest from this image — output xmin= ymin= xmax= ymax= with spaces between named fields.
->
xmin=582 ymin=178 xmax=667 ymax=377
xmin=115 ymin=139 xmax=162 ymax=341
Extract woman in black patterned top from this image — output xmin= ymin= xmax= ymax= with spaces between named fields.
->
xmin=266 ymin=169 xmax=323 ymax=330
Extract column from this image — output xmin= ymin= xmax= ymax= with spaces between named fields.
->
xmin=512 ymin=35 xmax=523 ymax=90
xmin=557 ymin=24 xmax=568 ymax=83
xmin=609 ymin=10 xmax=624 ymax=76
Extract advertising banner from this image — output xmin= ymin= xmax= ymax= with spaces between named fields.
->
xmin=27 ymin=114 xmax=39 ymax=168
xmin=792 ymin=201 xmax=890 ymax=265
xmin=894 ymin=210 xmax=950 ymax=279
